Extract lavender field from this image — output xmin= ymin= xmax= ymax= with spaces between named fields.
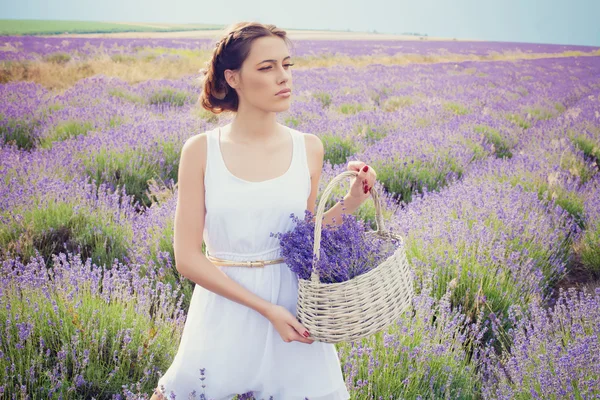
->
xmin=1 ymin=35 xmax=600 ymax=399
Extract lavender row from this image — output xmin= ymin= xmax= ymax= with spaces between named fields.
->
xmin=2 ymin=56 xmax=598 ymax=277
xmin=0 ymin=251 xmax=186 ymax=398
xmin=1 ymin=35 xmax=599 ymax=62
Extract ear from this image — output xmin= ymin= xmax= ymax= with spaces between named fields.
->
xmin=224 ymin=69 xmax=239 ymax=89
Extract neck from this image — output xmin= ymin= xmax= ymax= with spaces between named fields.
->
xmin=228 ymin=105 xmax=280 ymax=144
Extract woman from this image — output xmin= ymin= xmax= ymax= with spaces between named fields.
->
xmin=152 ymin=21 xmax=377 ymax=400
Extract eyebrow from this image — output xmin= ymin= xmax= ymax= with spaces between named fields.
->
xmin=257 ymin=56 xmax=291 ymax=66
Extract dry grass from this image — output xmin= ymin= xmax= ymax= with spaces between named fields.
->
xmin=2 ymin=48 xmax=599 ymax=92
xmin=1 ymin=55 xmax=208 ymax=92
xmin=295 ymin=48 xmax=600 ymax=67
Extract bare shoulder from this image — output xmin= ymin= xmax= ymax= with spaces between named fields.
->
xmin=297 ymin=131 xmax=324 ymax=178
xmin=301 ymin=132 xmax=324 ymax=159
xmin=180 ymin=130 xmax=210 ymax=175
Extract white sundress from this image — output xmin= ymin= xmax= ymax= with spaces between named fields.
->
xmin=156 ymin=125 xmax=351 ymax=400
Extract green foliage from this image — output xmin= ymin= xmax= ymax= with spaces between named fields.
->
xmin=339 ymin=102 xmax=367 ymax=115
xmin=82 ymin=143 xmax=180 ymax=209
xmin=367 ymin=86 xmax=393 ymax=106
xmin=375 ymin=156 xmax=463 ymax=204
xmin=559 ymin=148 xmax=597 ymax=185
xmin=110 ymin=53 xmax=137 ymax=64
xmin=43 ymin=52 xmax=71 ymax=64
xmin=335 ymin=291 xmax=482 ymax=400
xmin=0 ymin=201 xmax=131 ymax=269
xmin=474 ymin=124 xmax=514 ymax=159
xmin=108 ymin=88 xmax=145 ymax=104
xmin=0 ymin=262 xmax=180 ymax=398
xmin=312 ymin=91 xmax=332 ymax=108
xmin=540 ymin=186 xmax=586 ymax=229
xmin=0 ymin=19 xmax=223 ymax=35
xmin=525 ymin=106 xmax=555 ymax=121
xmin=320 ymin=134 xmax=360 ymax=166
xmin=38 ymin=102 xmax=64 ymax=118
xmin=192 ymin=107 xmax=220 ymax=124
xmin=143 ymin=217 xmax=196 ymax=312
xmin=470 ymin=172 xmax=586 ymax=230
xmin=354 ymin=123 xmax=387 ymax=145
xmin=0 ymin=116 xmax=42 ymax=150
xmin=571 ymin=133 xmax=600 ymax=167
xmin=148 ymin=88 xmax=192 ymax=107
xmin=443 ymin=102 xmax=470 ymax=115
xmin=505 ymin=113 xmax=530 ymax=129
xmin=381 ymin=95 xmax=413 ymax=112
xmin=40 ymin=120 xmax=94 ymax=148
xmin=108 ymin=115 xmax=125 ymax=128
xmin=284 ymin=116 xmax=299 ymax=128
xmin=516 ymin=86 xmax=529 ymax=97
xmin=579 ymin=221 xmax=600 ymax=276
xmin=110 ymin=87 xmax=193 ymax=108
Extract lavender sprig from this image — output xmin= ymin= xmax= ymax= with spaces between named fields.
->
xmin=270 ymin=210 xmax=400 ymax=284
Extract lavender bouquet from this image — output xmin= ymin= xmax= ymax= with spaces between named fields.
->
xmin=270 ymin=210 xmax=401 ymax=284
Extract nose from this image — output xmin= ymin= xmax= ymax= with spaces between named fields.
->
xmin=277 ymin=64 xmax=290 ymax=84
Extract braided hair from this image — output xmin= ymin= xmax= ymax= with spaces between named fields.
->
xmin=199 ymin=22 xmax=292 ymax=114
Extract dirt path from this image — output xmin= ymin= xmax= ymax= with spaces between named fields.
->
xmin=544 ymin=251 xmax=600 ymax=312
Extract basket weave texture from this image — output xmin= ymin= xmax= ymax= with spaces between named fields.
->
xmin=296 ymin=170 xmax=415 ymax=344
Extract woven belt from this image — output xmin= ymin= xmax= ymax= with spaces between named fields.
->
xmin=205 ymin=253 xmax=285 ymax=268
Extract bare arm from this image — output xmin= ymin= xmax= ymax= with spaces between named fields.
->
xmin=304 ymin=133 xmax=363 ymax=227
xmin=173 ymin=133 xmax=274 ymax=318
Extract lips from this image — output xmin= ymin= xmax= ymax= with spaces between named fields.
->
xmin=276 ymin=88 xmax=291 ymax=95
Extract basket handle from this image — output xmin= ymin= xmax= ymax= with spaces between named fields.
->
xmin=311 ymin=170 xmax=387 ymax=283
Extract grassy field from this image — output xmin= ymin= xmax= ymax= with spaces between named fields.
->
xmin=0 ymin=19 xmax=225 ymax=35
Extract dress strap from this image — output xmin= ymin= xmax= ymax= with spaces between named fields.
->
xmin=204 ymin=127 xmax=222 ymax=185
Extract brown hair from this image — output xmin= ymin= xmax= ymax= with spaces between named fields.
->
xmin=199 ymin=22 xmax=293 ymax=114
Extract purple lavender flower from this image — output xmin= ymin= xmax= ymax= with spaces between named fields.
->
xmin=477 ymin=287 xmax=600 ymax=399
xmin=271 ymin=209 xmax=400 ymax=283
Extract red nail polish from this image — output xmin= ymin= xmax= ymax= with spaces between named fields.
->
xmin=304 ymin=331 xmax=309 ymax=337
xmin=362 ymin=165 xmax=369 ymax=172
xmin=364 ymin=186 xmax=368 ymax=194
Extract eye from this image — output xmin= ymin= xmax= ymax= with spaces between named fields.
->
xmin=259 ymin=63 xmax=294 ymax=71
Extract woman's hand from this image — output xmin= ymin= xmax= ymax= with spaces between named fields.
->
xmin=347 ymin=161 xmax=377 ymax=202
xmin=264 ymin=304 xmax=315 ymax=345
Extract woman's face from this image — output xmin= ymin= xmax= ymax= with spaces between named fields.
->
xmin=225 ymin=36 xmax=293 ymax=113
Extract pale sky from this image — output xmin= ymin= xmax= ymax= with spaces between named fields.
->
xmin=1 ymin=0 xmax=599 ymax=46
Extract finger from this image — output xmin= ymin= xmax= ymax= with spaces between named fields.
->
xmin=292 ymin=320 xmax=311 ymax=339
xmin=347 ymin=160 xmax=366 ymax=172
xmin=347 ymin=161 xmax=361 ymax=171
xmin=357 ymin=163 xmax=370 ymax=179
xmin=285 ymin=325 xmax=311 ymax=344
xmin=292 ymin=332 xmax=314 ymax=344
xmin=361 ymin=165 xmax=375 ymax=186
xmin=289 ymin=329 xmax=314 ymax=344
xmin=358 ymin=168 xmax=371 ymax=189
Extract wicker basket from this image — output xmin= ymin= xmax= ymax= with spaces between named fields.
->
xmin=296 ymin=170 xmax=415 ymax=344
